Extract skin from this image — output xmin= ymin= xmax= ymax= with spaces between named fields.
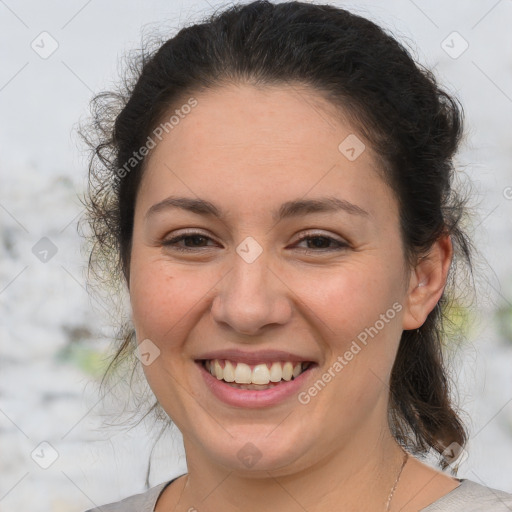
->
xmin=128 ymin=83 xmax=461 ymax=511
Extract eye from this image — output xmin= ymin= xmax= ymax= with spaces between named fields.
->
xmin=293 ymin=232 xmax=349 ymax=252
xmin=162 ymin=232 xmax=218 ymax=252
xmin=161 ymin=231 xmax=349 ymax=253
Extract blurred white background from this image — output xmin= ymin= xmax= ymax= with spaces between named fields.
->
xmin=0 ymin=0 xmax=511 ymax=510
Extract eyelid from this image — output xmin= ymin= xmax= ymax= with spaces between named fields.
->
xmin=161 ymin=228 xmax=350 ymax=253
xmin=161 ymin=229 xmax=220 ymax=251
xmin=164 ymin=228 xmax=346 ymax=242
xmin=295 ymin=229 xmax=347 ymax=243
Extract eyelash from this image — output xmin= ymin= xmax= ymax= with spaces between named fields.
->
xmin=161 ymin=231 xmax=349 ymax=253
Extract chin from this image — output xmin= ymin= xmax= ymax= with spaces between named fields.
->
xmin=189 ymin=422 xmax=319 ymax=476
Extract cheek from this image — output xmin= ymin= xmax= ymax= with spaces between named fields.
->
xmin=297 ymin=267 xmax=403 ymax=424
xmin=130 ymin=254 xmax=404 ymax=344
xmin=128 ymin=257 xmax=204 ymax=402
xmin=129 ymin=254 xmax=199 ymax=342
xmin=294 ymin=260 xmax=405 ymax=402
xmin=289 ymin=261 xmax=403 ymax=339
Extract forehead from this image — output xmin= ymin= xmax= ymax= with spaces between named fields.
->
xmin=138 ymin=83 xmax=395 ymax=221
xmin=149 ymin=83 xmax=367 ymax=165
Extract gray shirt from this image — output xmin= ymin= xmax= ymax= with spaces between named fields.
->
xmin=83 ymin=477 xmax=512 ymax=511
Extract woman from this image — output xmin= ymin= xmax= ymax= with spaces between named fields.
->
xmin=80 ymin=1 xmax=512 ymax=510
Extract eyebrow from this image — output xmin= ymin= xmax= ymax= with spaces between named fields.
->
xmin=145 ymin=195 xmax=369 ymax=222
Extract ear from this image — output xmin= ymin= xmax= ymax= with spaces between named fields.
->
xmin=402 ymin=234 xmax=453 ymax=330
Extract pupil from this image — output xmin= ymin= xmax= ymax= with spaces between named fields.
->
xmin=310 ymin=237 xmax=328 ymax=248
xmin=190 ymin=236 xmax=205 ymax=246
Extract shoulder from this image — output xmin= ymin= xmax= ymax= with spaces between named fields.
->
xmin=81 ymin=480 xmax=172 ymax=512
xmin=421 ymin=479 xmax=512 ymax=511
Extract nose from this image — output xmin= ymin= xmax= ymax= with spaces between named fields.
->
xmin=210 ymin=250 xmax=293 ymax=337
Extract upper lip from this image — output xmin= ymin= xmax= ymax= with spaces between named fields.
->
xmin=195 ymin=349 xmax=318 ymax=365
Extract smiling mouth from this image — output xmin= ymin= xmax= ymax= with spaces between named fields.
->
xmin=198 ymin=359 xmax=316 ymax=390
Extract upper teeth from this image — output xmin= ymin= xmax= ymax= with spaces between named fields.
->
xmin=205 ymin=359 xmax=308 ymax=384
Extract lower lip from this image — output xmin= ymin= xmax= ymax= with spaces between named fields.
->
xmin=196 ymin=361 xmax=317 ymax=408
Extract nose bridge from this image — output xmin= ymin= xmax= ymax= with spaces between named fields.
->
xmin=211 ymin=240 xmax=291 ymax=335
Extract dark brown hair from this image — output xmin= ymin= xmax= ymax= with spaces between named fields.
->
xmin=79 ymin=0 xmax=475 ymax=477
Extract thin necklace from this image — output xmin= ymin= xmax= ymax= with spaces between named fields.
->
xmin=385 ymin=449 xmax=409 ymax=511
xmin=170 ymin=452 xmax=410 ymax=512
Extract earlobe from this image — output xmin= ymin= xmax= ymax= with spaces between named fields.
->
xmin=401 ymin=235 xmax=453 ymax=330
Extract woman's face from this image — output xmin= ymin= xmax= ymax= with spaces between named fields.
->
xmin=129 ymin=84 xmax=419 ymax=475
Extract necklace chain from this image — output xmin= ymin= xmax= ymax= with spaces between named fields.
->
xmin=385 ymin=449 xmax=409 ymax=511
xmin=171 ymin=450 xmax=409 ymax=511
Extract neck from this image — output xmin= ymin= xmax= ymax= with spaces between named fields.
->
xmin=175 ymin=426 xmax=407 ymax=512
